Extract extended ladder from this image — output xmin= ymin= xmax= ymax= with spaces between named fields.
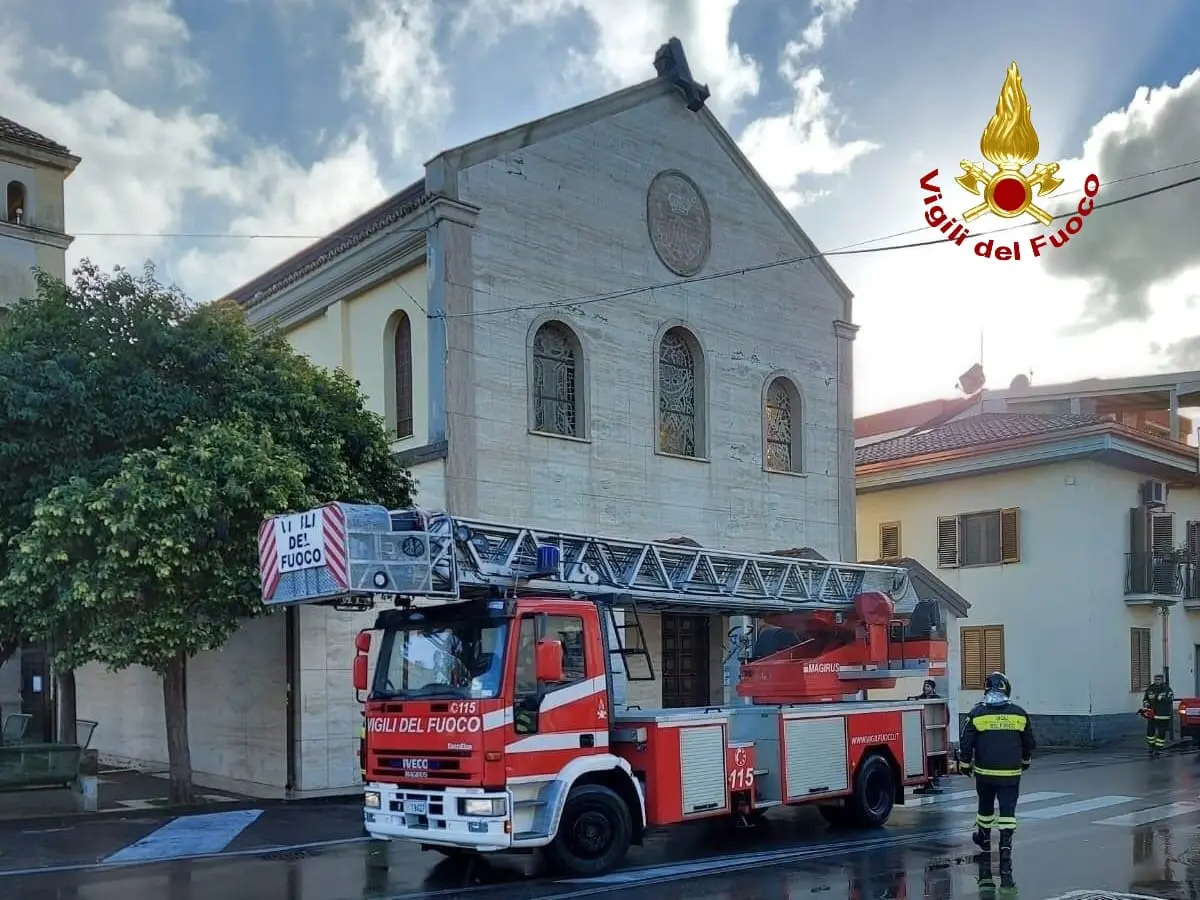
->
xmin=260 ymin=504 xmax=918 ymax=617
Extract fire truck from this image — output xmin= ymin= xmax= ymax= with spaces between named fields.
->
xmin=258 ymin=503 xmax=952 ymax=877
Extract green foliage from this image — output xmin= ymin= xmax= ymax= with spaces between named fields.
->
xmin=0 ymin=261 xmax=413 ymax=673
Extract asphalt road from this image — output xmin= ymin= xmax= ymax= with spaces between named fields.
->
xmin=4 ymin=749 xmax=1200 ymax=900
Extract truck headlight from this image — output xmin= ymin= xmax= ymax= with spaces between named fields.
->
xmin=364 ymin=791 xmax=381 ymax=810
xmin=1181 ymin=708 xmax=1190 ymax=716
xmin=459 ymin=797 xmax=506 ymax=817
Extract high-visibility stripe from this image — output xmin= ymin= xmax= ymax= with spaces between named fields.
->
xmin=972 ymin=713 xmax=1028 ymax=731
xmin=973 ymin=765 xmax=1023 ymax=777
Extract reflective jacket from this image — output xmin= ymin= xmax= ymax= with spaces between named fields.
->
xmin=959 ymin=700 xmax=1036 ymax=783
xmin=1143 ymin=684 xmax=1174 ymax=719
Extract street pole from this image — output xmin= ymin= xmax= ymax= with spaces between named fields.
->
xmin=1161 ymin=603 xmax=1173 ymax=739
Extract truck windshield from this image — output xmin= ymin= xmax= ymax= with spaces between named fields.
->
xmin=373 ymin=620 xmax=509 ymax=700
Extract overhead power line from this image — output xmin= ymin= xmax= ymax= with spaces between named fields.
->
xmin=434 ymin=167 xmax=1200 ymax=320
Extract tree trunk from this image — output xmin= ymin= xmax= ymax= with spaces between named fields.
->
xmin=162 ymin=650 xmax=193 ymax=805
xmin=57 ymin=669 xmax=77 ymax=745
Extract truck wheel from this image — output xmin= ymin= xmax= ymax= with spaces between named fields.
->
xmin=545 ymin=784 xmax=632 ymax=877
xmin=845 ymin=753 xmax=895 ymax=827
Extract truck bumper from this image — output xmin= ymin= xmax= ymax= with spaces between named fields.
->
xmin=362 ymin=784 xmax=513 ymax=851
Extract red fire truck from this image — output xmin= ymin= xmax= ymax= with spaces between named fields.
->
xmin=259 ymin=503 xmax=951 ymax=876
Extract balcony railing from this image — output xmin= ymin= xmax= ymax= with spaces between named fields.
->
xmin=1125 ymin=552 xmax=1200 ymax=598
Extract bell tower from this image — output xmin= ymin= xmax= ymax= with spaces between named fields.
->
xmin=0 ymin=116 xmax=80 ymax=312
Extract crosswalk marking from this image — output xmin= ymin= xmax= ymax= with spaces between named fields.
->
xmin=908 ymin=790 xmax=976 ymax=806
xmin=1093 ymin=802 xmax=1200 ymax=827
xmin=946 ymin=791 xmax=1071 ymax=812
xmin=1020 ymin=795 xmax=1136 ymax=820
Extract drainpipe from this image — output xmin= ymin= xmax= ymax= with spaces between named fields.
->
xmin=1161 ymin=603 xmax=1173 ymax=739
xmin=1170 ymin=388 xmax=1180 ymax=441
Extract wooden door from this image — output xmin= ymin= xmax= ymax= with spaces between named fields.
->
xmin=660 ymin=614 xmax=710 ymax=708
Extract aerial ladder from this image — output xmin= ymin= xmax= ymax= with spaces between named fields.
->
xmin=259 ymin=502 xmax=948 ymax=699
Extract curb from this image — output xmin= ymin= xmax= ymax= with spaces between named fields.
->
xmin=0 ymin=791 xmax=360 ymax=831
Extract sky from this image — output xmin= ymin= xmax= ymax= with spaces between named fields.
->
xmin=3 ymin=0 xmax=1200 ymax=415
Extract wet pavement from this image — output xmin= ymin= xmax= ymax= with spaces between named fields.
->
xmin=4 ymin=749 xmax=1200 ymax=899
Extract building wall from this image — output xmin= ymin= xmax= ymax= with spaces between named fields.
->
xmin=0 ymin=156 xmax=69 ymax=303
xmin=77 ymin=613 xmax=288 ymax=793
xmin=446 ymin=91 xmax=848 ymax=556
xmin=857 ymin=459 xmax=1200 ymax=745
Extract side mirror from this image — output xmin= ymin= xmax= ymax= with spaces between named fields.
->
xmin=354 ymin=631 xmax=372 ymax=654
xmin=352 ymin=655 xmax=369 ymax=693
xmin=535 ymin=639 xmax=564 ymax=684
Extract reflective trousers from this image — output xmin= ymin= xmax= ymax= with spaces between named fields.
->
xmin=1146 ymin=716 xmax=1169 ymax=749
xmin=975 ymin=778 xmax=1019 ymax=833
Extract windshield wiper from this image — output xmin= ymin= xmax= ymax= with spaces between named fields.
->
xmin=396 ymin=683 xmax=470 ymax=699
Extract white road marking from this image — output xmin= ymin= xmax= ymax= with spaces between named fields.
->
xmin=1021 ymin=796 xmax=1136 ymax=820
xmin=907 ymin=789 xmax=977 ymax=806
xmin=946 ymin=791 xmax=1071 ymax=812
xmin=1093 ymin=802 xmax=1200 ymax=827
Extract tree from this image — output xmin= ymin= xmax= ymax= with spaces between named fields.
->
xmin=0 ymin=262 xmax=412 ymax=802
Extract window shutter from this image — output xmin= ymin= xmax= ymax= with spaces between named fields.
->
xmin=960 ymin=627 xmax=983 ymax=690
xmin=1150 ymin=512 xmax=1175 ymax=553
xmin=1000 ymin=508 xmax=1020 ymax=563
xmin=1131 ymin=627 xmax=1151 ymax=692
xmin=1187 ymin=520 xmax=1200 ymax=557
xmin=937 ymin=516 xmax=959 ymax=568
xmin=879 ymin=522 xmax=901 ymax=560
xmin=982 ymin=626 xmax=1005 ymax=675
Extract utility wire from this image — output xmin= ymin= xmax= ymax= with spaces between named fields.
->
xmin=434 ymin=167 xmax=1200 ymax=320
xmin=69 ymin=157 xmax=1200 ymax=242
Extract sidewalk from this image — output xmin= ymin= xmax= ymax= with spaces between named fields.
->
xmin=0 ymin=766 xmax=257 ymax=823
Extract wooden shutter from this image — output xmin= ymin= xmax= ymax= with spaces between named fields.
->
xmin=1150 ymin=512 xmax=1175 ymax=553
xmin=937 ymin=516 xmax=959 ymax=568
xmin=1000 ymin=508 xmax=1020 ymax=563
xmin=879 ymin=522 xmax=901 ymax=560
xmin=1131 ymin=627 xmax=1151 ymax=692
xmin=1187 ymin=521 xmax=1200 ymax=557
xmin=982 ymin=626 xmax=1005 ymax=675
xmin=960 ymin=626 xmax=983 ymax=690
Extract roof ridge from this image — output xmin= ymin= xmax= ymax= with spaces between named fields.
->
xmin=0 ymin=115 xmax=73 ymax=156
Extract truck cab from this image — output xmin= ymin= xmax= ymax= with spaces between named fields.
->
xmin=358 ymin=595 xmax=629 ymax=860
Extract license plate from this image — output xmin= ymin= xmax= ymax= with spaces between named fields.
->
xmin=403 ymin=799 xmax=427 ymax=816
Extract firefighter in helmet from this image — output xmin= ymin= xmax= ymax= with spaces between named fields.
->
xmin=959 ymin=672 xmax=1036 ymax=862
xmin=1142 ymin=673 xmax=1174 ymax=758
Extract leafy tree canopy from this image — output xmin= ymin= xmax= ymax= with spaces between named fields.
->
xmin=0 ymin=260 xmax=413 ymax=670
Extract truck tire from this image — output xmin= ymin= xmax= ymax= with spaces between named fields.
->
xmin=545 ymin=783 xmax=633 ymax=877
xmin=844 ymin=753 xmax=895 ymax=827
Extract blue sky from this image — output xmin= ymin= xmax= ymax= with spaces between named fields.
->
xmin=3 ymin=0 xmax=1200 ymax=414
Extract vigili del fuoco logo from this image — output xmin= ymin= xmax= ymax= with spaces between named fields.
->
xmin=919 ymin=62 xmax=1100 ymax=261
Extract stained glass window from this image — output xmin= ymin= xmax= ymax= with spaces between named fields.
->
xmin=659 ymin=329 xmax=697 ymax=456
xmin=765 ymin=378 xmax=797 ymax=472
xmin=533 ymin=322 xmax=578 ymax=436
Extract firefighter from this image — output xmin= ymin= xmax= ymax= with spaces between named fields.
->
xmin=1142 ymin=673 xmax=1174 ymax=758
xmin=959 ymin=671 xmax=1035 ymax=862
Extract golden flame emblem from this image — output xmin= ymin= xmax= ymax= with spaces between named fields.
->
xmin=955 ymin=62 xmax=1063 ymax=226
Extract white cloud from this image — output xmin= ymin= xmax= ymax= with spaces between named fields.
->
xmin=783 ymin=0 xmax=858 ymax=64
xmin=344 ymin=0 xmax=452 ymax=159
xmin=1040 ymin=68 xmax=1200 ymax=332
xmin=174 ymin=136 xmax=389 ymax=296
xmin=452 ymin=0 xmax=761 ymax=122
xmin=104 ymin=0 xmax=205 ymax=88
xmin=739 ymin=66 xmax=880 ymax=211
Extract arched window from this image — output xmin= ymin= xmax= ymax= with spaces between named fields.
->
xmin=531 ymin=321 xmax=581 ymax=437
xmin=6 ymin=181 xmax=26 ymax=224
xmin=658 ymin=326 xmax=705 ymax=457
xmin=764 ymin=376 xmax=803 ymax=473
xmin=391 ymin=312 xmax=413 ymax=438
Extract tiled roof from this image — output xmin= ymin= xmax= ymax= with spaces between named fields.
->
xmin=855 ymin=413 xmax=1110 ymax=467
xmin=855 ymin=394 xmax=981 ymax=439
xmin=0 ymin=116 xmax=72 ymax=156
xmin=225 ymin=178 xmax=429 ymax=306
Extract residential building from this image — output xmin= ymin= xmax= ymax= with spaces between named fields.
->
xmin=856 ymin=371 xmax=1200 ymax=745
xmin=76 ymin=40 xmax=865 ymax=796
xmin=0 ymin=116 xmax=79 ymax=740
